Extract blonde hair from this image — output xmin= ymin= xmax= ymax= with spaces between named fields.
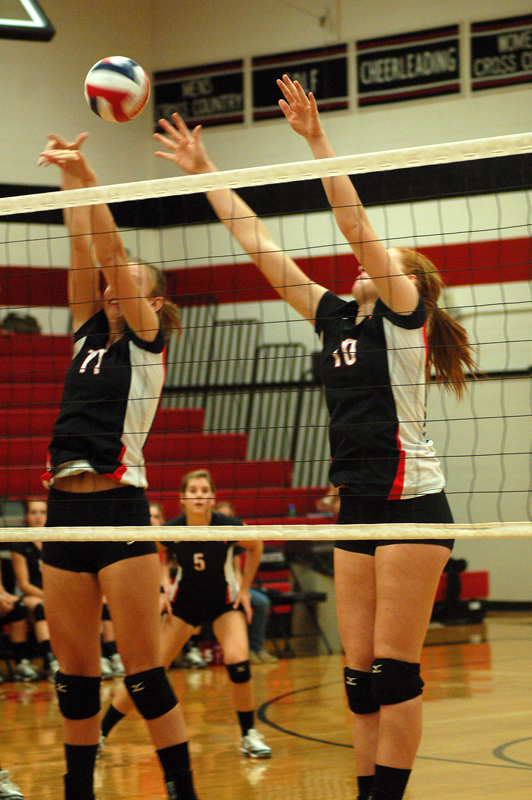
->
xmin=398 ymin=248 xmax=476 ymax=399
xmin=135 ymin=260 xmax=182 ymax=340
xmin=180 ymin=469 xmax=216 ymax=494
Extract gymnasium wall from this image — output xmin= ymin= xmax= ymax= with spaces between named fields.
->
xmin=0 ymin=0 xmax=530 ymax=600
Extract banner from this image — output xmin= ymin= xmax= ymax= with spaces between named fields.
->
xmin=252 ymin=45 xmax=348 ymax=121
xmin=356 ymin=26 xmax=460 ymax=106
xmin=471 ymin=14 xmax=532 ymax=91
xmin=153 ymin=60 xmax=244 ymax=128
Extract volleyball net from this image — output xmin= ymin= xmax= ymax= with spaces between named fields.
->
xmin=0 ymin=131 xmax=530 ymax=541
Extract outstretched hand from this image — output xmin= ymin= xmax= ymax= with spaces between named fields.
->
xmin=154 ymin=113 xmax=215 ymax=175
xmin=38 ymin=132 xmax=96 ymax=184
xmin=277 ymin=74 xmax=323 ymax=141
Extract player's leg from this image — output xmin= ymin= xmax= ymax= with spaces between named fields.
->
xmin=248 ymin=588 xmax=277 ymax=663
xmin=99 ymin=553 xmax=200 ymax=799
xmin=21 ymin=595 xmax=57 ymax=680
xmin=101 ymin=611 xmax=196 ymax=741
xmin=370 ymin=542 xmax=450 ymax=800
xmin=214 ymin=609 xmax=271 ymax=758
xmin=334 ymin=547 xmax=379 ymax=799
xmin=41 ymin=563 xmax=102 ymax=800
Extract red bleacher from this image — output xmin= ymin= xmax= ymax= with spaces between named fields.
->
xmin=0 ymin=334 xmax=327 ymax=520
xmin=434 ymin=570 xmax=489 ymax=603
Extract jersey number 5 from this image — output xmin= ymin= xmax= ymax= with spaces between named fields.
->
xmin=193 ymin=552 xmax=206 ymax=571
xmin=332 ymin=338 xmax=357 ymax=368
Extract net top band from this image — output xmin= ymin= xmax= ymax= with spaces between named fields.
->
xmin=1 ymin=131 xmax=531 ymax=217
xmin=0 ymin=522 xmax=530 ymax=542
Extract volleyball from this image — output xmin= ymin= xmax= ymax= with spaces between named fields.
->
xmin=84 ymin=56 xmax=150 ymax=122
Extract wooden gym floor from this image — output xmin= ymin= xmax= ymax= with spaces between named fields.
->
xmin=1 ymin=612 xmax=532 ymax=799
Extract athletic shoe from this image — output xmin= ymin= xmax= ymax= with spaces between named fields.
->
xmin=100 ymin=657 xmax=114 ymax=680
xmin=239 ymin=728 xmax=272 ymax=759
xmin=109 ymin=653 xmax=126 ymax=677
xmin=248 ymin=650 xmax=262 ymax=665
xmin=47 ymin=658 xmax=59 ymax=683
xmin=257 ymin=649 xmax=279 ymax=664
xmin=12 ymin=659 xmax=39 ymax=683
xmin=181 ymin=646 xmax=207 ymax=669
xmin=96 ymin=732 xmax=106 ymax=757
xmin=0 ymin=769 xmax=24 ymax=799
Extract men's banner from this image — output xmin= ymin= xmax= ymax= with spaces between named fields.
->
xmin=153 ymin=60 xmax=244 ymax=128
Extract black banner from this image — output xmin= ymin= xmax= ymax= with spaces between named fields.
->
xmin=153 ymin=60 xmax=244 ymax=128
xmin=356 ymin=26 xmax=460 ymax=106
xmin=471 ymin=14 xmax=532 ymax=91
xmin=252 ymin=45 xmax=348 ymax=121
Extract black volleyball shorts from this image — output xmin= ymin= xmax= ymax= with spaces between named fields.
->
xmin=171 ymin=593 xmax=245 ymax=628
xmin=335 ymin=488 xmax=454 ymax=555
xmin=42 ymin=485 xmax=157 ymax=573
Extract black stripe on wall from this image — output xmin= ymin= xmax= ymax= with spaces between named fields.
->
xmin=1 ymin=152 xmax=530 ymax=228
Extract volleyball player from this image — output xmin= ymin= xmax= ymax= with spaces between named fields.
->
xmin=213 ymin=502 xmax=278 ymax=665
xmin=10 ymin=500 xmax=59 ymax=681
xmin=153 ymin=82 xmax=475 ymax=800
xmin=0 ymin=550 xmax=38 ymax=683
xmin=100 ymin=469 xmax=272 ymax=759
xmin=37 ymin=135 xmax=202 ymax=800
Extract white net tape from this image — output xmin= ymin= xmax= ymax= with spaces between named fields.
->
xmin=1 ymin=132 xmax=531 ymax=215
xmin=0 ymin=522 xmax=530 ymax=542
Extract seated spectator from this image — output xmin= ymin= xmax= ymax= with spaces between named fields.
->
xmin=315 ymin=484 xmax=340 ymax=517
xmin=0 ymin=311 xmax=42 ymax=335
xmin=0 ymin=564 xmax=38 ymax=683
xmin=11 ymin=499 xmax=58 ymax=681
xmin=149 ymin=501 xmax=165 ymax=527
xmin=214 ymin=502 xmax=278 ymax=665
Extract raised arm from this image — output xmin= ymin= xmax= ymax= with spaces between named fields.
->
xmin=39 ymin=133 xmax=101 ymax=329
xmin=154 ymin=114 xmax=327 ymax=325
xmin=278 ymin=75 xmax=419 ymax=315
xmin=39 ymin=139 xmax=160 ymax=340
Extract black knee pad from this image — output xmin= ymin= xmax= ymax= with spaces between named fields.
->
xmin=371 ymin=658 xmax=424 ymax=706
xmin=55 ymin=672 xmax=101 ymax=720
xmin=9 ymin=599 xmax=28 ymax=623
xmin=124 ymin=667 xmax=177 ymax=721
xmin=33 ymin=602 xmax=46 ymax=622
xmin=344 ymin=667 xmax=380 ymax=714
xmin=101 ymin=603 xmax=111 ymax=621
xmin=226 ymin=660 xmax=251 ymax=684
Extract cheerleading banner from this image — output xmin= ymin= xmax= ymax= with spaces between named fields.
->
xmin=470 ymin=14 xmax=532 ymax=91
xmin=153 ymin=60 xmax=244 ymax=128
xmin=252 ymin=45 xmax=348 ymax=121
xmin=356 ymin=25 xmax=460 ymax=106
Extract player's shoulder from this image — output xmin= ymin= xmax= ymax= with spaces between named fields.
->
xmin=165 ymin=514 xmax=186 ymax=527
xmin=211 ymin=512 xmax=244 ymax=527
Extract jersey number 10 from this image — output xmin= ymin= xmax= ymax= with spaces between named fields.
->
xmin=332 ymin=338 xmax=357 ymax=368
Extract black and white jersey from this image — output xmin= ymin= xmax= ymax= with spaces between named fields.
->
xmin=10 ymin=542 xmax=43 ymax=589
xmin=315 ymin=291 xmax=445 ymax=500
xmin=163 ymin=512 xmax=244 ymax=606
xmin=43 ymin=309 xmax=165 ymax=489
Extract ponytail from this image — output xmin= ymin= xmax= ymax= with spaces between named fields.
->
xmin=397 ymin=248 xmax=476 ymax=399
xmin=137 ymin=259 xmax=182 ymax=341
xmin=425 ymin=305 xmax=476 ymax=398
